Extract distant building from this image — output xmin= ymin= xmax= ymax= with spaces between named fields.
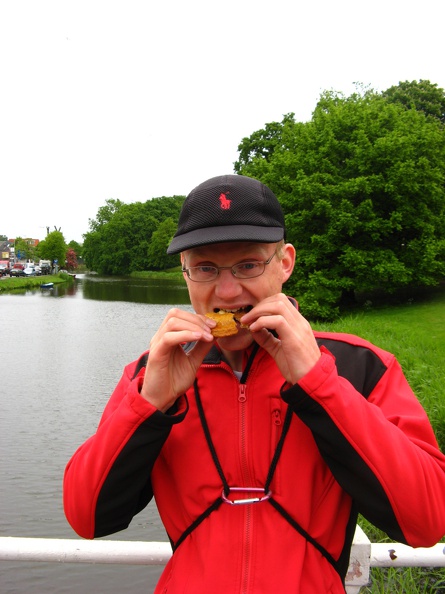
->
xmin=9 ymin=237 xmax=40 ymax=247
xmin=1 ymin=241 xmax=11 ymax=262
xmin=6 ymin=238 xmax=40 ymax=263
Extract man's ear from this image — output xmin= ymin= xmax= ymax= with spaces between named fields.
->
xmin=281 ymin=243 xmax=296 ymax=283
xmin=180 ymin=253 xmax=188 ymax=281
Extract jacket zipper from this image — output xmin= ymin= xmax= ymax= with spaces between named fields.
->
xmin=238 ymin=383 xmax=249 ymax=482
xmin=272 ymin=408 xmax=282 ymax=427
xmin=271 ymin=408 xmax=282 ymax=494
xmin=272 ymin=408 xmax=282 ymax=447
xmin=238 ymin=382 xmax=253 ymax=488
xmin=238 ymin=382 xmax=252 ymax=594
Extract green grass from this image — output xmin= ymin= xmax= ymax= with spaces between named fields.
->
xmin=0 ymin=272 xmax=73 ymax=292
xmin=358 ymin=515 xmax=445 ymax=593
xmin=314 ymin=288 xmax=445 ymax=452
xmin=362 ymin=564 xmax=445 ymax=593
xmin=130 ymin=268 xmax=185 ymax=281
xmin=314 ymin=288 xmax=445 ymax=592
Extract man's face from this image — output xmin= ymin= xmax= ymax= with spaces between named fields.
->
xmin=182 ymin=241 xmax=295 ymax=351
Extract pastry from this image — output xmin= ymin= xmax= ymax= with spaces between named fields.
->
xmin=205 ymin=307 xmax=251 ymax=337
xmin=205 ymin=311 xmax=238 ymax=337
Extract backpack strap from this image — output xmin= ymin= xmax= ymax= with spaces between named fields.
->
xmin=264 ymin=406 xmax=342 ymax=575
xmin=267 ymin=497 xmax=341 ymax=574
xmin=172 ymin=378 xmax=343 ymax=577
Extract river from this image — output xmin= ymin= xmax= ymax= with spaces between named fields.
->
xmin=0 ymin=275 xmax=191 ymax=593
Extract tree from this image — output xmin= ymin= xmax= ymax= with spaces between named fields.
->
xmin=234 ymin=113 xmax=296 ymax=174
xmin=383 ymin=79 xmax=445 ymax=124
xmin=37 ymin=231 xmax=67 ymax=267
xmin=13 ymin=237 xmax=35 ymax=261
xmin=65 ymin=248 xmax=78 ymax=271
xmin=82 ymin=231 xmax=103 ymax=273
xmin=235 ymin=86 xmax=445 ymax=319
xmin=88 ymin=198 xmax=125 ymax=232
xmin=147 ymin=218 xmax=180 ymax=270
xmin=83 ymin=195 xmax=185 ymax=274
xmin=67 ymin=240 xmax=83 ymax=259
xmin=83 ymin=203 xmax=151 ymax=274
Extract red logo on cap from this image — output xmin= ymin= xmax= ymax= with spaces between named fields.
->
xmin=219 ymin=192 xmax=231 ymax=209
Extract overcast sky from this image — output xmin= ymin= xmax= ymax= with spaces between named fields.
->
xmin=1 ymin=0 xmax=444 ymax=243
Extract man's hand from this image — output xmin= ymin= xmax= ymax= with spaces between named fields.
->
xmin=140 ymin=308 xmax=215 ymax=412
xmin=240 ymin=294 xmax=321 ymax=385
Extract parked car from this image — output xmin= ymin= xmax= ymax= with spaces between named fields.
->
xmin=0 ymin=264 xmax=10 ymax=276
xmin=23 ymin=266 xmax=36 ymax=276
xmin=10 ymin=263 xmax=25 ymax=276
xmin=40 ymin=263 xmax=52 ymax=275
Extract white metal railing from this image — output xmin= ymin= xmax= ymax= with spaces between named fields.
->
xmin=0 ymin=537 xmax=171 ymax=565
xmin=1 ymin=527 xmax=444 ymax=593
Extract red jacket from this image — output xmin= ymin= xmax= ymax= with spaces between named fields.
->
xmin=64 ymin=332 xmax=445 ymax=593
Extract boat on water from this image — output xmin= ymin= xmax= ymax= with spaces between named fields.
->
xmin=40 ymin=282 xmax=54 ymax=289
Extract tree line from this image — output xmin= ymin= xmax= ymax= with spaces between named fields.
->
xmin=83 ymin=79 xmax=445 ymax=319
xmin=83 ymin=196 xmax=184 ymax=275
xmin=10 ymin=232 xmax=81 ymax=271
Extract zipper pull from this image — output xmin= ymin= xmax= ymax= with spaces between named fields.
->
xmin=238 ymin=384 xmax=247 ymax=402
xmin=272 ymin=409 xmax=282 ymax=426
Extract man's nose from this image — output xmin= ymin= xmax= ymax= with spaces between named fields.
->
xmin=214 ymin=268 xmax=243 ymax=298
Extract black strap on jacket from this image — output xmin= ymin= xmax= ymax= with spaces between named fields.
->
xmin=172 ymin=376 xmax=342 ymax=578
xmin=133 ymin=345 xmax=341 ymax=575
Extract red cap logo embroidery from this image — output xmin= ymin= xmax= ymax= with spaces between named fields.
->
xmin=219 ymin=192 xmax=231 ymax=209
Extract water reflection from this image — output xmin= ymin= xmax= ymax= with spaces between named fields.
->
xmin=0 ymin=286 xmax=180 ymax=593
xmin=81 ymin=275 xmax=190 ymax=304
xmin=37 ymin=274 xmax=191 ymax=304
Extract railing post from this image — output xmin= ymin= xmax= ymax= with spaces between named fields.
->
xmin=345 ymin=525 xmax=371 ymax=593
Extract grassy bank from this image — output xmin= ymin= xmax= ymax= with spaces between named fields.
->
xmin=0 ymin=272 xmax=74 ymax=293
xmin=314 ymin=288 xmax=445 ymax=593
xmin=314 ymin=288 xmax=445 ymax=451
xmin=130 ymin=268 xmax=185 ymax=281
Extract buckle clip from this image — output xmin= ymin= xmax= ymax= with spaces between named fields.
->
xmin=221 ymin=487 xmax=272 ymax=505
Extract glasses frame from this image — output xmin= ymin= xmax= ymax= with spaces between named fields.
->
xmin=182 ymin=250 xmax=278 ymax=283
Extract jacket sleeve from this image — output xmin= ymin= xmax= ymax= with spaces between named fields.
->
xmin=63 ymin=353 xmax=188 ymax=539
xmin=282 ymin=343 xmax=445 ymax=547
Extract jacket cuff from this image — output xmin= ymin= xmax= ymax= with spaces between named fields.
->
xmin=281 ymin=348 xmax=336 ymax=410
xmin=127 ymin=374 xmax=189 ymax=425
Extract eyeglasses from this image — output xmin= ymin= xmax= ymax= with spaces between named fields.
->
xmin=182 ymin=251 xmax=277 ymax=283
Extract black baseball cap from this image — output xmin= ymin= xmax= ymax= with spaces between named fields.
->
xmin=167 ymin=174 xmax=286 ymax=254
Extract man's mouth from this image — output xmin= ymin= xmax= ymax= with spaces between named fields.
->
xmin=213 ymin=306 xmax=252 ymax=328
xmin=213 ymin=305 xmax=253 ymax=315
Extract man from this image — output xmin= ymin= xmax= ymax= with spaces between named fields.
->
xmin=64 ymin=174 xmax=445 ymax=593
